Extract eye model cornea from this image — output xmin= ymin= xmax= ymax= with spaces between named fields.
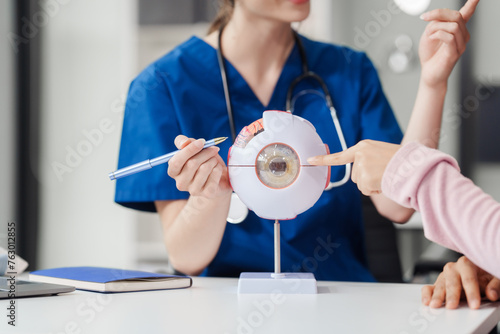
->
xmin=256 ymin=143 xmax=300 ymax=189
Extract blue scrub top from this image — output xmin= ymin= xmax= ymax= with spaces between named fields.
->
xmin=115 ymin=35 xmax=403 ymax=282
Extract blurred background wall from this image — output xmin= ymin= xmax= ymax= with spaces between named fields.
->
xmin=38 ymin=0 xmax=138 ymax=269
xmin=0 ymin=0 xmax=15 ymax=248
xmin=1 ymin=0 xmax=499 ymax=284
xmin=469 ymin=0 xmax=500 ymax=202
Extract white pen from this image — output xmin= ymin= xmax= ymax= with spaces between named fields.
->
xmin=108 ymin=137 xmax=228 ymax=180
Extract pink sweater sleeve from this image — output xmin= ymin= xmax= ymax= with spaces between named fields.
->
xmin=382 ymin=142 xmax=500 ymax=278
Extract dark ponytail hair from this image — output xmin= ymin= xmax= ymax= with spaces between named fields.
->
xmin=208 ymin=0 xmax=235 ymax=34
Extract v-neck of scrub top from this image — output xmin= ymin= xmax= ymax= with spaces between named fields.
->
xmin=189 ymin=36 xmax=302 ymax=112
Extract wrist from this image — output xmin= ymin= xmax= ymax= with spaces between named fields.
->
xmin=420 ymin=73 xmax=448 ymax=92
xmin=207 ymin=187 xmax=233 ymax=205
xmin=422 ymin=79 xmax=447 ymax=92
xmin=186 ymin=190 xmax=232 ymax=218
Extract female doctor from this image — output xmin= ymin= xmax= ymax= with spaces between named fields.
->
xmin=115 ymin=0 xmax=476 ymax=279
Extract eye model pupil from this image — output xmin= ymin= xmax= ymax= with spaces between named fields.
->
xmin=269 ymin=159 xmax=287 ymax=176
xmin=256 ymin=143 xmax=300 ymax=189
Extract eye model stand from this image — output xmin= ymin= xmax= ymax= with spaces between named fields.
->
xmin=237 ymin=220 xmax=317 ymax=294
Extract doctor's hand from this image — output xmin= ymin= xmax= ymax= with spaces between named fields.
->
xmin=419 ymin=0 xmax=479 ymax=88
xmin=167 ymin=135 xmax=232 ymax=199
xmin=307 ymin=140 xmax=400 ymax=196
xmin=422 ymin=256 xmax=500 ymax=309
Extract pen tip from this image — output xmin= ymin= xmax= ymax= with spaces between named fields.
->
xmin=215 ymin=137 xmax=228 ymax=145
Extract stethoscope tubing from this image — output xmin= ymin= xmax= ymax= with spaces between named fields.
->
xmin=217 ymin=24 xmax=351 ymax=189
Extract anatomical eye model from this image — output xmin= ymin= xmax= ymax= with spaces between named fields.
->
xmin=228 ymin=110 xmax=331 ymax=294
xmin=228 ymin=110 xmax=330 ymax=220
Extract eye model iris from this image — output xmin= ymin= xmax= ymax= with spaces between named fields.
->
xmin=256 ymin=143 xmax=300 ymax=189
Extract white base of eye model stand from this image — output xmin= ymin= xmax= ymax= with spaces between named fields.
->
xmin=237 ymin=220 xmax=317 ymax=294
xmin=237 ymin=272 xmax=317 ymax=294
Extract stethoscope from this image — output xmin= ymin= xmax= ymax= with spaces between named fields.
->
xmin=217 ymin=25 xmax=351 ymax=223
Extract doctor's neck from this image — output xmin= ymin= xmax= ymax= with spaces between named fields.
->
xmin=222 ymin=14 xmax=294 ymax=61
xmin=204 ymin=0 xmax=309 ymax=106
xmin=206 ymin=0 xmax=305 ymax=63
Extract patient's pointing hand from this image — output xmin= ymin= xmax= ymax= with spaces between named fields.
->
xmin=308 ymin=140 xmax=400 ymax=196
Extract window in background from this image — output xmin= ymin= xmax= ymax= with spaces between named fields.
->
xmin=139 ymin=0 xmax=216 ymax=25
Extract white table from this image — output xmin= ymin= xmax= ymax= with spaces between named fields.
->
xmin=1 ymin=277 xmax=499 ymax=334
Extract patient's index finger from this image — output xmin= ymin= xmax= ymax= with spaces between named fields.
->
xmin=308 ymin=147 xmax=356 ymax=166
xmin=460 ymin=0 xmax=480 ymax=22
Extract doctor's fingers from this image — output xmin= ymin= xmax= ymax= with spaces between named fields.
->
xmin=168 ymin=139 xmax=214 ymax=177
xmin=423 ymin=9 xmax=470 ymax=39
xmin=214 ymin=150 xmax=228 ymax=168
xmin=460 ymin=0 xmax=480 ymax=23
xmin=426 ymin=21 xmax=468 ymax=54
xmin=200 ymin=163 xmax=224 ymax=199
xmin=186 ymin=157 xmax=220 ymax=197
xmin=421 ymin=8 xmax=468 ymax=31
xmin=428 ymin=31 xmax=461 ymax=61
xmin=168 ymin=145 xmax=219 ymax=181
xmin=174 ymin=135 xmax=194 ymax=149
xmin=169 ymin=137 xmax=205 ymax=174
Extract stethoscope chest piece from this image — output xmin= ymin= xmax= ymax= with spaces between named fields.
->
xmin=227 ymin=192 xmax=249 ymax=224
